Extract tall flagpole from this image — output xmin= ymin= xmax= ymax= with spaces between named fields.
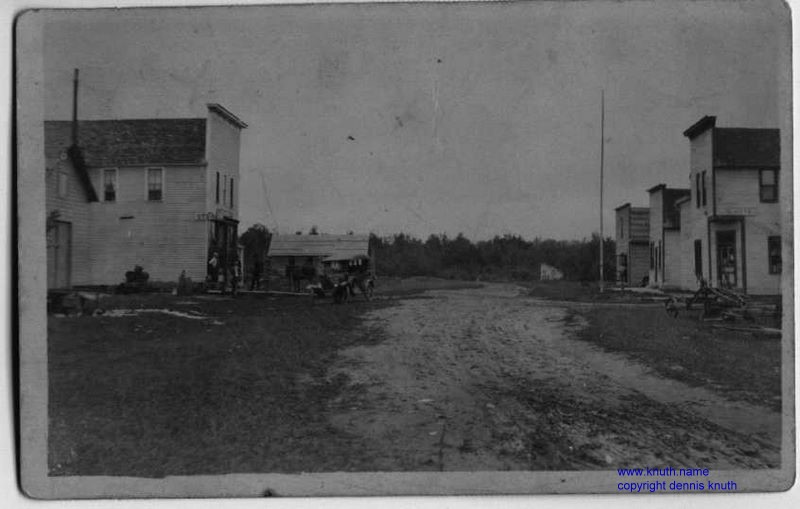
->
xmin=599 ymin=89 xmax=605 ymax=293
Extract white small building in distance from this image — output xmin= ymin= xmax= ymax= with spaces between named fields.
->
xmin=540 ymin=263 xmax=564 ymax=281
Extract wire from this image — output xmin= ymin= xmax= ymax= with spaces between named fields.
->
xmin=259 ymin=172 xmax=280 ymax=233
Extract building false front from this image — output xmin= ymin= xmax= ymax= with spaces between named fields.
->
xmin=614 ymin=203 xmax=650 ymax=286
xmin=678 ymin=116 xmax=781 ymax=295
xmin=44 ymin=104 xmax=247 ymax=288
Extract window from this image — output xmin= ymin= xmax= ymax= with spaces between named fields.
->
xmin=760 ymin=169 xmax=778 ymax=202
xmin=216 ymin=172 xmax=220 ymax=204
xmin=694 ymin=239 xmax=702 ymax=278
xmin=617 ymin=217 xmax=624 ymax=239
xmin=230 ymin=178 xmax=234 ymax=208
xmin=222 ymin=175 xmax=227 ymax=206
xmin=695 ymin=173 xmax=701 ymax=207
xmin=701 ymin=171 xmax=707 ymax=207
xmin=657 ymin=240 xmax=662 ymax=272
xmin=147 ymin=168 xmax=163 ymax=201
xmin=768 ymin=236 xmax=781 ymax=274
xmin=103 ymin=169 xmax=117 ymax=202
xmin=57 ymin=172 xmax=68 ymax=198
xmin=649 ymin=241 xmax=654 ymax=269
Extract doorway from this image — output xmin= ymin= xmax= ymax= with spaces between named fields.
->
xmin=47 ymin=220 xmax=72 ymax=289
xmin=716 ymin=230 xmax=737 ymax=289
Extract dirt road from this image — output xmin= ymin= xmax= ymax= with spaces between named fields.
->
xmin=328 ymin=283 xmax=781 ymax=471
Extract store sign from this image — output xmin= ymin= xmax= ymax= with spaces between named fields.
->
xmin=719 ymin=207 xmax=755 ymax=216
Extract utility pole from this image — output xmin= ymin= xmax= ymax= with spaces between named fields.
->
xmin=599 ymin=89 xmax=605 ymax=293
xmin=71 ymin=69 xmax=79 ymax=147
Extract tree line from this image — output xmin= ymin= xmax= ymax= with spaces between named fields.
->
xmin=239 ymin=224 xmax=616 ymax=282
xmin=369 ymin=232 xmax=616 ymax=281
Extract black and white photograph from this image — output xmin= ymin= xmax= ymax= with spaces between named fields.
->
xmin=13 ymin=0 xmax=795 ymax=500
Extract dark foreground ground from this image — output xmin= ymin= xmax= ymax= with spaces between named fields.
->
xmin=48 ymin=278 xmax=783 ymax=476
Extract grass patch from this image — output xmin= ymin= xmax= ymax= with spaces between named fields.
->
xmin=569 ymin=306 xmax=782 ymax=411
xmin=48 ymin=293 xmax=393 ymax=476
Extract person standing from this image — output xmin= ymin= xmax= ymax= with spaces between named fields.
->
xmin=208 ymin=251 xmax=220 ymax=284
xmin=250 ymin=258 xmax=262 ymax=291
xmin=230 ymin=258 xmax=242 ymax=296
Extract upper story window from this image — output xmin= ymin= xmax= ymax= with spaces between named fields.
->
xmin=57 ymin=172 xmax=68 ymax=198
xmin=617 ymin=217 xmax=624 ymax=239
xmin=222 ymin=175 xmax=228 ymax=206
xmin=695 ymin=173 xmax=701 ymax=207
xmin=230 ymin=177 xmax=234 ymax=208
xmin=147 ymin=168 xmax=163 ymax=201
xmin=701 ymin=171 xmax=707 ymax=207
xmin=215 ymin=172 xmax=220 ymax=204
xmin=103 ymin=169 xmax=117 ymax=202
xmin=759 ymin=169 xmax=778 ymax=203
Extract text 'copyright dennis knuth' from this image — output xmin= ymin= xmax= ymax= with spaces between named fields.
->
xmin=617 ymin=467 xmax=738 ymax=493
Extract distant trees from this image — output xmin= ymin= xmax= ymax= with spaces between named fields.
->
xmin=370 ymin=232 xmax=616 ymax=282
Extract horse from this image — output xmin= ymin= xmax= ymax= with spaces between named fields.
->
xmin=347 ymin=272 xmax=374 ymax=301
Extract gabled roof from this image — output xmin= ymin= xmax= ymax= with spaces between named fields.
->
xmin=267 ymin=234 xmax=370 ymax=259
xmin=714 ymin=128 xmax=780 ymax=168
xmin=44 ymin=119 xmax=206 ymax=167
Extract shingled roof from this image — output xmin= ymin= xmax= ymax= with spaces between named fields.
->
xmin=44 ymin=119 xmax=206 ymax=167
xmin=267 ymin=234 xmax=370 ymax=259
xmin=713 ymin=128 xmax=780 ymax=169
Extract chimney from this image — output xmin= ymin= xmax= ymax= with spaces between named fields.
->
xmin=71 ymin=68 xmax=79 ymax=147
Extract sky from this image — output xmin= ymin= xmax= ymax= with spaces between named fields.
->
xmin=41 ymin=0 xmax=787 ymax=240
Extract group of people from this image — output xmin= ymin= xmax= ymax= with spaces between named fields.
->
xmin=207 ymin=251 xmax=264 ymax=295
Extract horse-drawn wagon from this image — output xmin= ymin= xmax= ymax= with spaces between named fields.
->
xmin=266 ymin=233 xmax=375 ymax=302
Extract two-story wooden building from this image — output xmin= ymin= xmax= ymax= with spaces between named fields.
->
xmin=614 ymin=203 xmax=650 ymax=286
xmin=45 ymin=102 xmax=247 ymax=288
xmin=678 ymin=116 xmax=781 ymax=295
xmin=647 ymin=184 xmax=690 ymax=289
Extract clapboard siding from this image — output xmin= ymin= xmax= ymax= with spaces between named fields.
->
xmin=715 ymin=169 xmax=780 ymax=217
xmin=679 ymin=123 xmax=781 ymax=295
xmin=45 ymin=106 xmax=245 ymax=288
xmin=629 ymin=209 xmax=649 ymax=240
xmin=663 ymin=230 xmax=682 ymax=289
xmin=206 ymin=111 xmax=241 ymax=218
xmin=615 ymin=206 xmax=649 ymax=284
xmin=690 ymin=128 xmax=713 ymax=214
xmin=744 ymin=222 xmax=782 ymax=294
xmin=676 ymin=200 xmax=696 ymax=290
xmin=45 ymin=159 xmax=92 ymax=286
xmin=87 ymin=166 xmax=208 ymax=284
